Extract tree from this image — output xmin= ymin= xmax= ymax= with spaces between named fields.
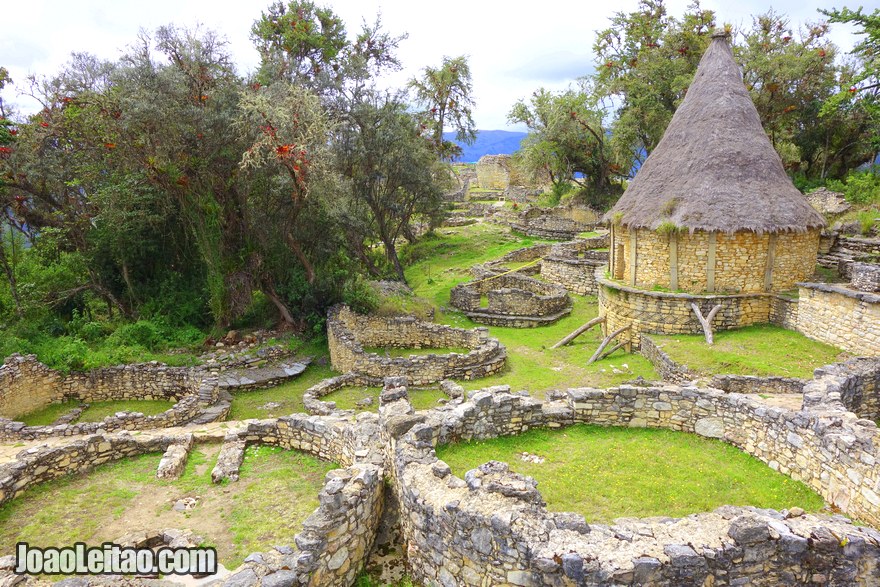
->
xmin=251 ymin=0 xmax=347 ymax=87
xmin=821 ymin=7 xmax=880 ymax=168
xmin=508 ymin=81 xmax=622 ymax=205
xmin=409 ymin=56 xmax=477 ymax=160
xmin=594 ymin=0 xmax=715 ymax=166
xmin=336 ymin=96 xmax=444 ymax=281
xmin=736 ymin=11 xmax=867 ymax=177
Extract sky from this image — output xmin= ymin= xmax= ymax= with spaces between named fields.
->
xmin=2 ymin=0 xmax=876 ymax=130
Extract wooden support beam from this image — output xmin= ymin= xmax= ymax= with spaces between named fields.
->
xmin=588 ymin=324 xmax=631 ymax=364
xmin=551 ymin=315 xmax=606 ymax=349
xmin=764 ymin=234 xmax=777 ymax=292
xmin=596 ymin=340 xmax=627 ymax=362
xmin=707 ymin=232 xmax=716 ymax=293
xmin=691 ymin=303 xmax=722 ymax=345
xmin=669 ymin=234 xmax=679 ymax=291
xmin=629 ymin=230 xmax=637 ymax=286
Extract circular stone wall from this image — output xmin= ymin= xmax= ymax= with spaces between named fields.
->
xmin=597 ymin=271 xmax=789 ymax=347
xmin=326 ymin=305 xmax=506 ymax=385
xmin=611 ymin=226 xmax=820 ymax=294
xmin=540 ymin=238 xmax=609 ymax=296
xmin=450 ymin=273 xmax=572 ymax=327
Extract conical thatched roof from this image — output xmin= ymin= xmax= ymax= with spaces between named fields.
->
xmin=605 ymin=32 xmax=825 ymax=234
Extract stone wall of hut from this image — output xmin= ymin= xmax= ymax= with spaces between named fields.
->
xmin=614 ymin=227 xmax=819 ymax=294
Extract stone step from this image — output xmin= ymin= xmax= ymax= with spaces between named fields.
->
xmin=211 ymin=438 xmax=246 ymax=483
xmin=156 ymin=434 xmax=194 ymax=480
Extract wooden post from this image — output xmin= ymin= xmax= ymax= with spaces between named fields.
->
xmin=588 ymin=324 xmax=632 ymax=364
xmin=669 ymin=233 xmax=679 ymax=291
xmin=764 ymin=234 xmax=777 ymax=292
xmin=609 ymin=223 xmax=615 ymax=275
xmin=629 ymin=230 xmax=637 ymax=286
xmin=707 ymin=232 xmax=717 ymax=293
xmin=551 ymin=315 xmax=606 ymax=349
xmin=691 ymin=303 xmax=722 ymax=345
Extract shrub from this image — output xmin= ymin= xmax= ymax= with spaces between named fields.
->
xmin=108 ymin=320 xmax=163 ymax=351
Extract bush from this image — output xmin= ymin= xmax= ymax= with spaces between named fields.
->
xmin=342 ymin=277 xmax=379 ymax=315
xmin=107 ymin=320 xmax=163 ymax=351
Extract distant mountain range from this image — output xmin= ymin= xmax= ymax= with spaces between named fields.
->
xmin=444 ymin=130 xmax=528 ymax=163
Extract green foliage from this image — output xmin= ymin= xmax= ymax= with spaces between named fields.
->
xmin=656 ymin=220 xmax=684 ymax=235
xmin=594 ymin=0 xmax=715 ymax=164
xmin=409 ymin=55 xmax=477 ymax=160
xmin=508 ymin=83 xmax=624 ymax=203
xmin=856 ymin=209 xmax=879 ymax=235
xmin=342 ymin=277 xmax=379 ymax=315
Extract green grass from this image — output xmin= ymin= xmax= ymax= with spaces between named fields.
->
xmin=400 ymin=224 xmax=658 ymax=395
xmin=17 ymin=399 xmax=175 ymax=426
xmin=437 ymin=425 xmax=825 ymax=522
xmin=227 ymin=362 xmax=339 ymax=420
xmin=651 ymin=325 xmax=846 ymax=378
xmin=402 ymin=223 xmax=551 ymax=309
xmin=0 ymin=445 xmax=334 ymax=569
xmin=16 ymin=402 xmax=80 ymax=426
xmin=362 ymin=346 xmax=470 ymax=357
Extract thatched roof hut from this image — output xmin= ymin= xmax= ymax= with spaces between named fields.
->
xmin=602 ymin=31 xmax=824 ymax=295
xmin=605 ymin=31 xmax=824 ymax=235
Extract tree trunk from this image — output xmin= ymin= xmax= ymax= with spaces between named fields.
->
xmin=263 ymin=283 xmax=296 ymax=326
xmin=385 ymin=238 xmax=406 ymax=282
xmin=286 ymin=232 xmax=315 ymax=284
xmin=691 ymin=303 xmax=722 ymax=345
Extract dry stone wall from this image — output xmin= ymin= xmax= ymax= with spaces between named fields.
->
xmin=598 ymin=273 xmax=780 ymax=346
xmin=797 ymin=283 xmax=880 ymax=356
xmin=540 ymin=238 xmax=610 ymax=296
xmin=390 ymin=380 xmax=880 ymax=586
xmin=326 ymin=305 xmax=506 ymax=385
xmin=511 ymin=206 xmax=598 ymax=240
xmin=449 ymin=273 xmax=572 ymax=327
xmin=617 ymin=227 xmax=819 ymax=294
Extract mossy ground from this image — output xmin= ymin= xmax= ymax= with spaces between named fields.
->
xmin=437 ymin=425 xmax=826 ymax=522
xmin=0 ymin=444 xmax=334 ymax=569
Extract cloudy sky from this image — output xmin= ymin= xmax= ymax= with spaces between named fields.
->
xmin=1 ymin=0 xmax=873 ymax=130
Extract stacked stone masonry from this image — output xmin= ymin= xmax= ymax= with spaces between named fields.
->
xmin=511 ymin=205 xmax=599 ymax=240
xmin=540 ymin=237 xmax=610 ymax=296
xmin=615 ymin=227 xmax=820 ymax=294
xmin=796 ymin=283 xmax=880 ymax=356
xmin=326 ymin=305 xmax=506 ymax=385
xmin=449 ymin=273 xmax=572 ymax=327
xmin=390 ymin=372 xmax=880 ymax=586
xmin=598 ymin=272 xmax=786 ymax=346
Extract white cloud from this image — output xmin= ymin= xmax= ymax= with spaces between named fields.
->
xmin=2 ymin=0 xmax=869 ymax=129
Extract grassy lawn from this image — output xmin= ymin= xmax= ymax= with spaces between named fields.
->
xmin=227 ymin=362 xmax=339 ymax=420
xmin=401 ymin=224 xmax=658 ymax=396
xmin=18 ymin=399 xmax=175 ymax=426
xmin=0 ymin=444 xmax=335 ymax=569
xmin=650 ymin=325 xmax=846 ymax=379
xmin=437 ymin=425 xmax=825 ymax=522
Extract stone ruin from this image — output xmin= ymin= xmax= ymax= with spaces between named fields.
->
xmin=539 ymin=235 xmax=610 ymax=296
xmin=449 ymin=272 xmax=572 ymax=327
xmin=0 ymin=349 xmax=309 ymax=441
xmin=511 ymin=204 xmax=599 ymax=240
xmin=5 ymin=357 xmax=880 ymax=585
xmin=326 ymin=304 xmax=507 ymax=385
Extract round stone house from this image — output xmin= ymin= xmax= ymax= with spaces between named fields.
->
xmin=600 ymin=32 xmax=825 ymax=344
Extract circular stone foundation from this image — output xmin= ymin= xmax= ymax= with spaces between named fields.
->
xmin=597 ymin=271 xmax=787 ymax=347
xmin=450 ymin=273 xmax=572 ymax=327
xmin=326 ymin=305 xmax=506 ymax=385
